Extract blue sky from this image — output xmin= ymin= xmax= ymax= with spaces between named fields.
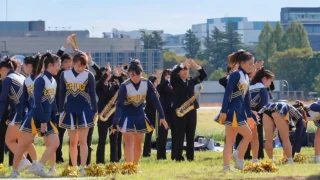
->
xmin=0 ymin=0 xmax=319 ymax=37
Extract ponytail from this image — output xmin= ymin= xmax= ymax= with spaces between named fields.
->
xmin=32 ymin=54 xmax=41 ymax=76
xmin=0 ymin=57 xmax=16 ymax=70
xmin=228 ymin=49 xmax=253 ymax=67
xmin=250 ymin=68 xmax=274 ymax=85
xmin=35 ymin=52 xmax=60 ymax=77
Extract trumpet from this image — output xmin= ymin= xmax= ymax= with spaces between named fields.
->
xmin=70 ymin=34 xmax=79 ymax=51
xmin=121 ymin=63 xmax=129 ymax=73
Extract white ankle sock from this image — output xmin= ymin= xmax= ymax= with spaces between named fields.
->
xmin=32 ymin=160 xmax=38 ymax=165
xmin=252 ymin=158 xmax=259 ymax=163
xmin=315 ymin=156 xmax=320 ymax=161
xmin=287 ymin=157 xmax=294 ymax=163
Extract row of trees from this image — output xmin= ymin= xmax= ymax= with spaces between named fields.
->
xmin=140 ymin=22 xmax=320 ymax=94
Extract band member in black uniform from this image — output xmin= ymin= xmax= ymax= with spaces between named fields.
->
xmin=156 ymin=69 xmax=174 ymax=160
xmin=0 ymin=77 xmax=9 ymax=164
xmin=142 ymin=75 xmax=158 ymax=157
xmin=170 ymin=59 xmax=207 ymax=161
xmin=96 ymin=63 xmax=123 ymax=163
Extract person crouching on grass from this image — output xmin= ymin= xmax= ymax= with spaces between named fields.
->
xmin=110 ymin=59 xmax=168 ymax=171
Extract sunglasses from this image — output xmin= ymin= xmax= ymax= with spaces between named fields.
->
xmin=182 ymin=67 xmax=189 ymax=71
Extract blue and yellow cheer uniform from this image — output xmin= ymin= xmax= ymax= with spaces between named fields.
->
xmin=113 ymin=78 xmax=164 ymax=133
xmin=305 ymin=103 xmax=320 ymax=127
xmin=20 ymin=71 xmax=58 ymax=137
xmin=214 ymin=67 xmax=252 ymax=127
xmin=258 ymin=102 xmax=302 ymax=127
xmin=59 ymin=68 xmax=97 ymax=130
xmin=0 ymin=70 xmax=25 ymax=126
xmin=22 ymin=75 xmax=35 ymax=116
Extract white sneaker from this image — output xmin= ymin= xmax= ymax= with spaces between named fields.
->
xmin=252 ymin=159 xmax=259 ymax=163
xmin=79 ymin=166 xmax=86 ymax=176
xmin=48 ymin=167 xmax=56 ymax=176
xmin=25 ymin=164 xmax=37 ymax=174
xmin=31 ymin=164 xmax=49 ymax=177
xmin=222 ymin=166 xmax=233 ymax=172
xmin=18 ymin=159 xmax=32 ymax=172
xmin=314 ymin=157 xmax=320 ymax=163
xmin=232 ymin=150 xmax=238 ymax=163
xmin=10 ymin=171 xmax=20 ymax=178
xmin=234 ymin=159 xmax=245 ymax=170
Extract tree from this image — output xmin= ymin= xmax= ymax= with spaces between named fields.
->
xmin=203 ymin=25 xmax=242 ymax=69
xmin=208 ymin=68 xmax=226 ymax=81
xmin=183 ymin=29 xmax=201 ymax=59
xmin=224 ymin=22 xmax=243 ymax=56
xmin=271 ymin=21 xmax=285 ymax=51
xmin=152 ymin=31 xmax=165 ymax=50
xmin=140 ymin=31 xmax=165 ymax=50
xmin=269 ymin=48 xmax=313 ymax=91
xmin=255 ymin=22 xmax=276 ymax=67
xmin=313 ymin=74 xmax=320 ymax=93
xmin=163 ymin=50 xmax=185 ymax=69
xmin=282 ymin=21 xmax=311 ymax=50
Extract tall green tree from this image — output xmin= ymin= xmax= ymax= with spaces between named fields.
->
xmin=256 ymin=22 xmax=276 ymax=67
xmin=151 ymin=31 xmax=165 ymax=50
xmin=224 ymin=22 xmax=243 ymax=55
xmin=183 ymin=29 xmax=201 ymax=59
xmin=271 ymin=21 xmax=285 ymax=51
xmin=269 ymin=48 xmax=313 ymax=91
xmin=140 ymin=31 xmax=165 ymax=50
xmin=282 ymin=21 xmax=311 ymax=50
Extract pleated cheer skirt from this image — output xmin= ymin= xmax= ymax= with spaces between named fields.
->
xmin=214 ymin=108 xmax=247 ymax=127
xmin=59 ymin=108 xmax=97 ymax=130
xmin=20 ymin=109 xmax=58 ymax=137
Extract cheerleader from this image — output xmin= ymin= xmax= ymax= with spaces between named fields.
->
xmin=110 ymin=59 xmax=168 ymax=167
xmin=12 ymin=53 xmax=61 ymax=178
xmin=214 ymin=50 xmax=254 ymax=171
xmin=156 ymin=69 xmax=174 ymax=160
xmin=143 ymin=75 xmax=158 ymax=157
xmin=96 ymin=63 xmax=123 ymax=163
xmin=59 ymin=51 xmax=97 ymax=175
xmin=245 ymin=68 xmax=274 ymax=162
xmin=300 ymin=102 xmax=320 ymax=163
xmin=0 ymin=58 xmax=34 ymax=174
xmin=259 ymin=102 xmax=303 ymax=164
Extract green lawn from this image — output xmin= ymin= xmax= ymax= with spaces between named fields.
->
xmin=1 ymin=110 xmax=320 ymax=179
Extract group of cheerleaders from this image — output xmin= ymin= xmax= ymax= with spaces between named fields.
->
xmin=2 ymin=45 xmax=320 ymax=177
xmin=215 ymin=50 xmax=320 ymax=171
xmin=0 ymin=48 xmax=168 ymax=178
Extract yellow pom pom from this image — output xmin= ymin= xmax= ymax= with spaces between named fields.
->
xmin=244 ymin=160 xmax=279 ymax=173
xmin=85 ymin=163 xmax=104 ymax=177
xmin=293 ymin=153 xmax=308 ymax=163
xmin=61 ymin=165 xmax=79 ymax=177
xmin=120 ymin=162 xmax=139 ymax=175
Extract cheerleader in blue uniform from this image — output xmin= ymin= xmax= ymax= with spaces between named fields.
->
xmin=292 ymin=101 xmax=320 ymax=162
xmin=259 ymin=102 xmax=303 ymax=164
xmin=245 ymin=69 xmax=274 ymax=162
xmin=214 ymin=50 xmax=255 ymax=171
xmin=12 ymin=53 xmax=61 ymax=178
xmin=0 ymin=58 xmax=34 ymax=175
xmin=59 ymin=51 xmax=97 ymax=175
xmin=110 ymin=59 xmax=168 ymax=166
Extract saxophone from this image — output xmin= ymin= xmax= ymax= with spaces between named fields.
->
xmin=176 ymin=83 xmax=203 ymax=117
xmin=99 ymin=91 xmax=118 ymax=121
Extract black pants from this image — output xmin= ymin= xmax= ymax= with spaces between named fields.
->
xmin=278 ymin=119 xmax=306 ymax=157
xmin=235 ymin=123 xmax=264 ymax=160
xmin=156 ymin=111 xmax=173 ymax=160
xmin=172 ymin=109 xmax=197 ymax=161
xmin=68 ymin=127 xmax=95 ymax=166
xmin=96 ymin=118 xmax=122 ymax=163
xmin=143 ymin=112 xmax=156 ymax=157
xmin=56 ymin=126 xmax=66 ymax=163
xmin=0 ymin=115 xmax=8 ymax=163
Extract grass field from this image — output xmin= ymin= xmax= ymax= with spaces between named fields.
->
xmin=1 ymin=109 xmax=320 ymax=179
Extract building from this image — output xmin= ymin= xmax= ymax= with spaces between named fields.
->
xmin=192 ymin=17 xmax=277 ymax=50
xmin=0 ymin=37 xmax=162 ymax=75
xmin=281 ymin=7 xmax=320 ymax=51
xmin=0 ymin=21 xmax=163 ymax=75
xmin=103 ymin=28 xmax=164 ymax=39
xmin=103 ymin=28 xmax=187 ymax=55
